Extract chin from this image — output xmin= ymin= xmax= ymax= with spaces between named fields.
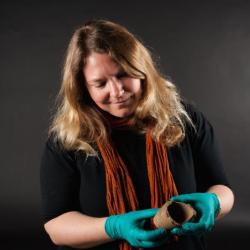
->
xmin=110 ymin=109 xmax=133 ymax=118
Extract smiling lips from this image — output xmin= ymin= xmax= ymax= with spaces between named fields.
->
xmin=112 ymin=96 xmax=131 ymax=104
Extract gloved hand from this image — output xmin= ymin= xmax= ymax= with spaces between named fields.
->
xmin=170 ymin=192 xmax=220 ymax=236
xmin=105 ymin=208 xmax=170 ymax=248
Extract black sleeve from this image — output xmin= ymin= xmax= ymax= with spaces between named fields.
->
xmin=40 ymin=136 xmax=81 ymax=223
xmin=184 ymin=102 xmax=230 ymax=192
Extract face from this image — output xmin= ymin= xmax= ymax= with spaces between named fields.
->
xmin=83 ymin=52 xmax=142 ymax=118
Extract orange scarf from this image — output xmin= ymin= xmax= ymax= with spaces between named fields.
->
xmin=97 ymin=118 xmax=178 ymax=250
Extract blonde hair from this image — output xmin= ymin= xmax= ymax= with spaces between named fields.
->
xmin=48 ymin=19 xmax=195 ymax=156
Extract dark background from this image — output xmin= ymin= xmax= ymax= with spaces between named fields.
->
xmin=0 ymin=0 xmax=249 ymax=249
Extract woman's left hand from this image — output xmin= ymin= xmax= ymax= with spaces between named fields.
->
xmin=170 ymin=192 xmax=220 ymax=236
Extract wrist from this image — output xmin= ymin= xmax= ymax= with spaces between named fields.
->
xmin=209 ymin=192 xmax=221 ymax=218
xmin=104 ymin=215 xmax=121 ymax=240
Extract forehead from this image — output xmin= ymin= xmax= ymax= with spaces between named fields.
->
xmin=83 ymin=53 xmax=120 ymax=80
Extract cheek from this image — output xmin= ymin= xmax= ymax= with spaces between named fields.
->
xmin=88 ymin=88 xmax=108 ymax=104
xmin=127 ymin=79 xmax=142 ymax=94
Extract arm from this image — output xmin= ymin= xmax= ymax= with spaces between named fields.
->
xmin=170 ymin=105 xmax=235 ymax=236
xmin=44 ymin=211 xmax=113 ymax=249
xmin=41 ymin=140 xmax=169 ymax=249
xmin=40 ymin=139 xmax=108 ymax=248
xmin=207 ymin=184 xmax=234 ymax=220
xmin=170 ymin=185 xmax=234 ymax=236
xmin=45 ymin=208 xmax=170 ymax=249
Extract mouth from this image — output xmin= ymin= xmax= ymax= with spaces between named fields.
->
xmin=113 ymin=96 xmax=131 ymax=104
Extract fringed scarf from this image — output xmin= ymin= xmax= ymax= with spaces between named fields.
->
xmin=96 ymin=117 xmax=178 ymax=250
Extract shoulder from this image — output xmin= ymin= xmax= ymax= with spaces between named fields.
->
xmin=45 ymin=133 xmax=69 ymax=156
xmin=182 ymin=100 xmax=206 ymax=124
xmin=42 ymin=133 xmax=84 ymax=166
xmin=181 ymin=100 xmax=213 ymax=136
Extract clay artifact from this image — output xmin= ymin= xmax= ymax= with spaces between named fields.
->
xmin=153 ymin=201 xmax=197 ymax=229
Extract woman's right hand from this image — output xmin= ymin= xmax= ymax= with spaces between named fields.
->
xmin=104 ymin=208 xmax=169 ymax=248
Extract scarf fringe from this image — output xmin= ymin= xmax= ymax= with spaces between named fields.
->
xmin=97 ymin=125 xmax=178 ymax=250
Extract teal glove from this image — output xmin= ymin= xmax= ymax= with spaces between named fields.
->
xmin=105 ymin=208 xmax=169 ymax=248
xmin=170 ymin=192 xmax=220 ymax=236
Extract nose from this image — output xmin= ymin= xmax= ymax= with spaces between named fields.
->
xmin=109 ymin=78 xmax=124 ymax=98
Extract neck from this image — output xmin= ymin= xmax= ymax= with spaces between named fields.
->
xmin=100 ymin=110 xmax=135 ymax=128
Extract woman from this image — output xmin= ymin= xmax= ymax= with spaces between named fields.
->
xmin=40 ymin=20 xmax=234 ymax=250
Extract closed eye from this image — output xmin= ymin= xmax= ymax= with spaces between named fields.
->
xmin=90 ymin=72 xmax=129 ymax=88
xmin=94 ymin=81 xmax=106 ymax=88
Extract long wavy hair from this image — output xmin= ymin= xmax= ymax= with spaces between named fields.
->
xmin=48 ymin=19 xmax=195 ymax=156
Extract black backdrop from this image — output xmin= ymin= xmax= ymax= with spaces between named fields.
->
xmin=1 ymin=1 xmax=249 ymax=249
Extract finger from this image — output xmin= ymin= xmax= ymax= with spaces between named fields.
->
xmin=138 ymin=237 xmax=169 ymax=248
xmin=182 ymin=222 xmax=203 ymax=233
xmin=134 ymin=227 xmax=168 ymax=241
xmin=171 ymin=228 xmax=204 ymax=238
xmin=198 ymin=213 xmax=215 ymax=231
xmin=133 ymin=208 xmax=159 ymax=220
xmin=138 ymin=219 xmax=146 ymax=228
xmin=171 ymin=223 xmax=192 ymax=235
xmin=171 ymin=224 xmax=191 ymax=236
xmin=171 ymin=222 xmax=204 ymax=235
xmin=171 ymin=194 xmax=193 ymax=203
xmin=171 ymin=227 xmax=182 ymax=235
